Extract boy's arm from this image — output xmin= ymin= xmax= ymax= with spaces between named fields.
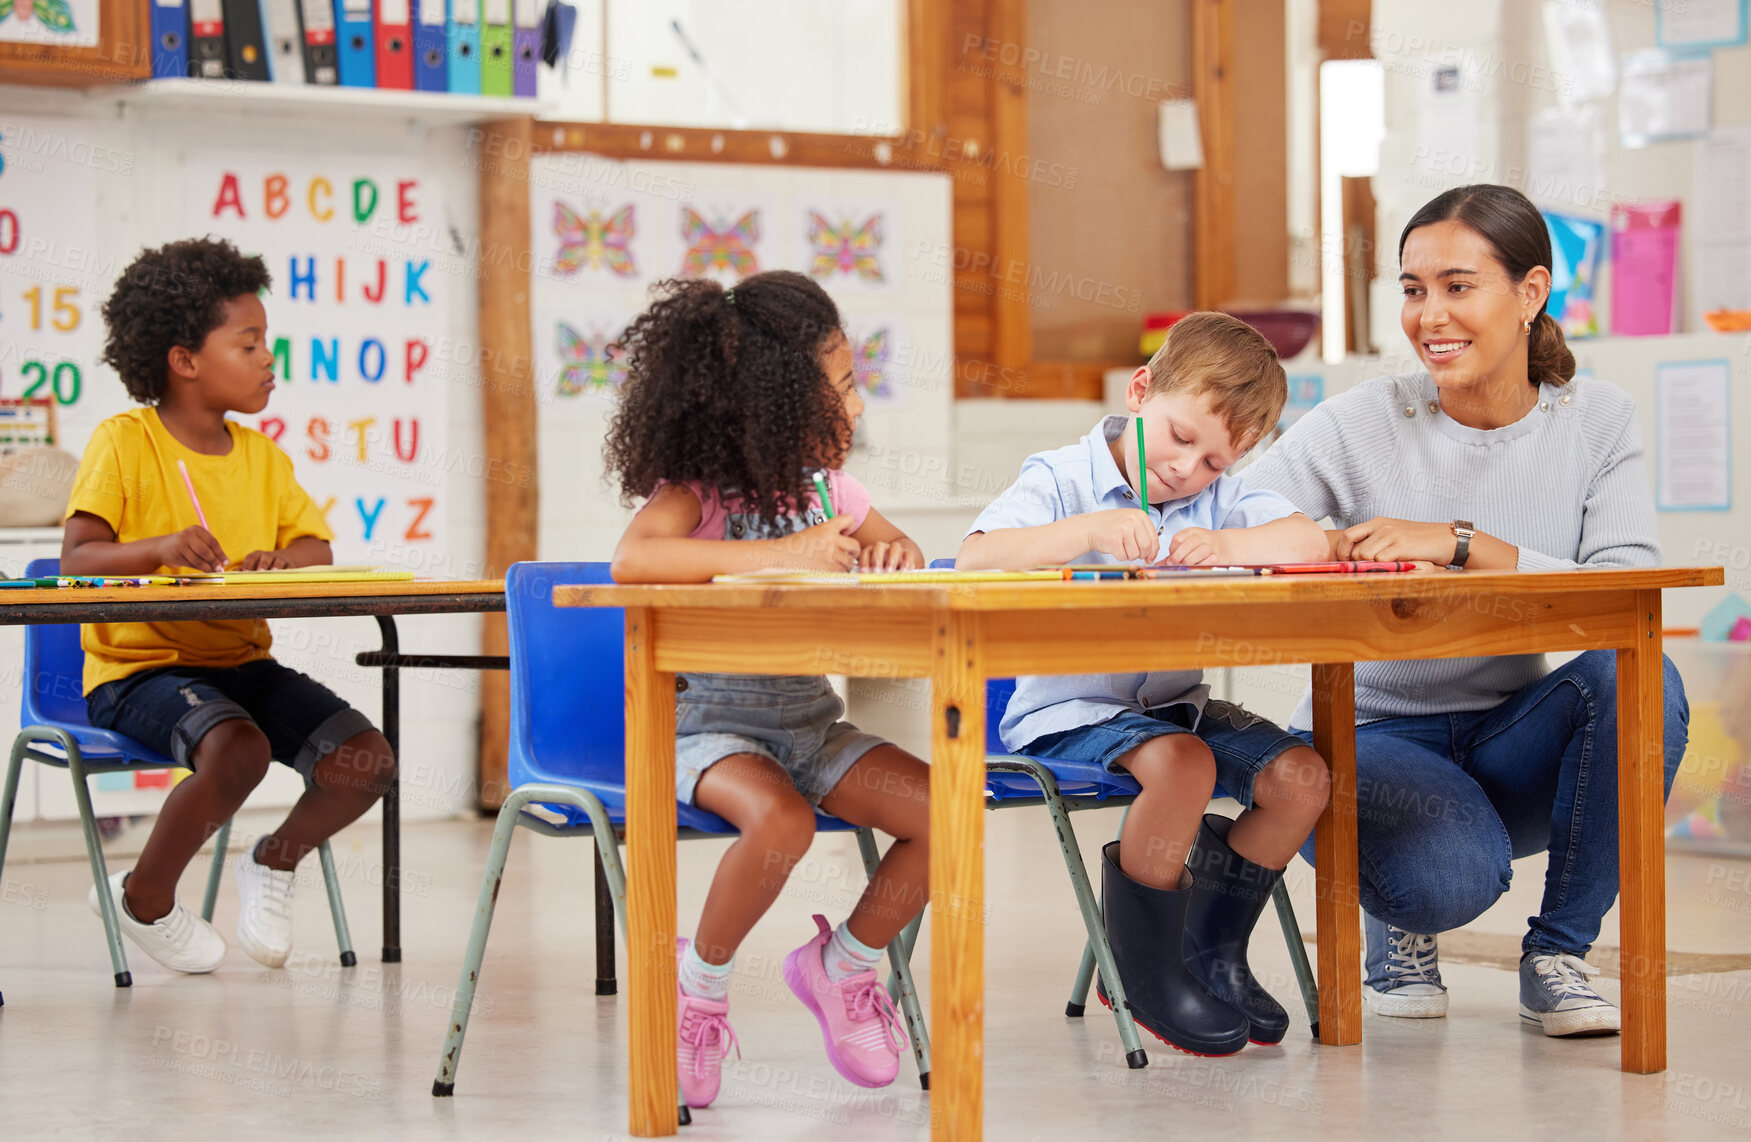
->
xmin=235 ymin=535 xmax=333 ymax=570
xmin=850 ymin=507 xmax=925 ymax=571
xmin=1165 ymin=514 xmax=1328 ymax=566
xmin=959 ymin=510 xmax=1161 ymax=569
xmin=610 ymin=483 xmax=862 ymax=583
xmin=62 ymin=510 xmax=229 ymax=574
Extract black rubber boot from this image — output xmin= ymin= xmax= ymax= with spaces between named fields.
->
xmin=1183 ymin=813 xmax=1290 ymax=1045
xmin=1095 ymin=841 xmax=1249 ymax=1057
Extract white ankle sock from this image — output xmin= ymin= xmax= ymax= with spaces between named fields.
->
xmin=823 ymin=922 xmax=884 ymax=983
xmin=679 ymin=940 xmax=733 ymax=1001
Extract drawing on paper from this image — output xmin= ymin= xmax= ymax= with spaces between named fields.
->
xmin=806 ymin=211 xmax=885 ymax=283
xmin=680 ymin=208 xmax=760 ymax=278
xmin=552 ymin=200 xmax=637 ymax=278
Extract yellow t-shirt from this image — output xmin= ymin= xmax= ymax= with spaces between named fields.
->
xmin=65 ymin=407 xmax=333 ymax=694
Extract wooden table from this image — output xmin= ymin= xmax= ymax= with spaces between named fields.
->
xmin=560 ymin=566 xmax=1722 ymax=1139
xmin=1 ymin=579 xmax=506 ymax=961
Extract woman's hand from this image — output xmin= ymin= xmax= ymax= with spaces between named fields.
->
xmin=1337 ymin=517 xmax=1456 ymax=564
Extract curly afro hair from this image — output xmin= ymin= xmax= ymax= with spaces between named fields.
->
xmin=603 ymin=270 xmax=849 ymax=528
xmin=100 ymin=237 xmax=272 ymax=404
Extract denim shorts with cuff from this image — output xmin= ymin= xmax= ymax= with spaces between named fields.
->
xmin=86 ymin=658 xmax=378 ymax=789
xmin=1018 ymin=700 xmax=1306 ymax=806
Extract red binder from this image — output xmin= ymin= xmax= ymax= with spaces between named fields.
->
xmin=374 ymin=0 xmax=413 ymax=88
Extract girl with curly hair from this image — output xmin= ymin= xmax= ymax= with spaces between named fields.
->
xmin=606 ymin=270 xmax=928 ymax=1109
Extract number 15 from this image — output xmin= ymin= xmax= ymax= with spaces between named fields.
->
xmin=23 ymin=285 xmax=80 ymax=332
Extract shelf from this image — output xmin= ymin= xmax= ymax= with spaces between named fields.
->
xmin=84 ymin=78 xmax=552 ymax=126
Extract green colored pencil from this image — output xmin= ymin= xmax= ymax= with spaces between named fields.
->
xmin=813 ymin=471 xmax=835 ymax=519
xmin=1136 ymin=416 xmax=1148 ymax=510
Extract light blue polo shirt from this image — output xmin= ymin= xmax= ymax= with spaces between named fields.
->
xmin=966 ymin=414 xmax=1304 ymax=752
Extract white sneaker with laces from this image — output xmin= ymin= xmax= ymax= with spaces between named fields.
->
xmin=234 ymin=849 xmax=296 ymax=967
xmin=88 ymin=870 xmax=226 ymax=974
xmin=1363 ymin=915 xmax=1449 ymax=1018
xmin=1519 ymin=952 xmax=1620 ymax=1037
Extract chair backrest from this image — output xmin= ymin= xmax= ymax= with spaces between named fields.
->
xmin=503 ymin=561 xmax=626 ymax=791
xmin=928 ymin=557 xmax=1016 ymax=754
xmin=20 ymin=557 xmax=90 ymax=729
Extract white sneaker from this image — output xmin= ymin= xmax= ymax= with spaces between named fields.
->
xmin=234 ymin=849 xmax=296 ymax=967
xmin=1363 ymin=915 xmax=1449 ymax=1019
xmin=1519 ymin=952 xmax=1620 ymax=1037
xmin=88 ymin=870 xmax=226 ymax=974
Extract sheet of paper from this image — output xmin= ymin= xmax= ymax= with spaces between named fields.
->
xmin=1658 ymin=0 xmax=1749 ymax=49
xmin=1691 ymin=127 xmax=1751 ymax=323
xmin=1526 ymin=105 xmax=1607 ymax=210
xmin=1417 ymin=65 xmax=1479 ymax=176
xmin=1611 ymin=200 xmax=1682 ymax=335
xmin=1656 ymin=359 xmax=1733 ymax=511
xmin=1543 ymin=0 xmax=1616 ymax=105
xmin=1619 ymin=50 xmax=1713 ymax=147
xmin=1157 ymin=100 xmax=1204 ymax=171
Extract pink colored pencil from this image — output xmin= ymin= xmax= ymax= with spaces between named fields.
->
xmin=176 ymin=459 xmax=212 ymax=532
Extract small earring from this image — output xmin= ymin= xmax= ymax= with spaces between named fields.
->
xmin=1524 ymin=318 xmax=1532 ymax=335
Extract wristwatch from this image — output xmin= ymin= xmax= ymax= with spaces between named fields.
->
xmin=1448 ymin=520 xmax=1476 ymax=571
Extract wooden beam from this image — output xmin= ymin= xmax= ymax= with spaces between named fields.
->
xmin=1193 ymin=0 xmax=1238 ymax=310
xmin=1319 ymin=0 xmax=1374 ymax=60
xmin=476 ymin=116 xmax=538 ymax=811
xmin=988 ymin=0 xmax=1032 ymax=371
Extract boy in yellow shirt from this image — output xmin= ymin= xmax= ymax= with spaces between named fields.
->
xmin=63 ymin=237 xmax=397 ymax=974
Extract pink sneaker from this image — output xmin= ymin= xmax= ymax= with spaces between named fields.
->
xmin=783 ymin=915 xmax=907 ymax=1089
xmin=676 ymin=939 xmax=739 ymax=1109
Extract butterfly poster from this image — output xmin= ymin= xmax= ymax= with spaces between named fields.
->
xmin=0 ymin=0 xmax=94 ymax=44
xmin=806 ymin=210 xmax=887 ymax=286
xmin=679 ymin=207 xmax=761 ymax=280
xmin=844 ymin=319 xmax=908 ymax=408
xmin=550 ymin=198 xmax=637 ymax=279
xmin=552 ymin=320 xmax=628 ymax=400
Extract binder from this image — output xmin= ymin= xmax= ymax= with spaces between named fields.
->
xmin=510 ymin=0 xmax=536 ymax=96
xmin=335 ymin=0 xmax=375 ymax=86
xmin=190 ymin=0 xmax=227 ymax=77
xmin=480 ymin=0 xmax=510 ymax=95
xmin=222 ymin=0 xmax=273 ymax=79
xmin=374 ymin=0 xmax=413 ymax=88
xmin=150 ymin=0 xmax=190 ymax=78
xmin=264 ymin=0 xmax=305 ymax=82
xmin=413 ymin=0 xmax=445 ymax=90
xmin=298 ymin=0 xmax=338 ymax=83
xmin=445 ymin=0 xmax=480 ymax=93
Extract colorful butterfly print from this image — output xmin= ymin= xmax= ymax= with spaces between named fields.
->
xmin=850 ymin=327 xmax=894 ymax=400
xmin=807 ymin=212 xmax=884 ymax=283
xmin=554 ymin=322 xmax=627 ymax=397
xmin=680 ymin=208 xmax=760 ymax=278
xmin=0 ymin=0 xmax=76 ymax=31
xmin=552 ymin=201 xmax=636 ymax=278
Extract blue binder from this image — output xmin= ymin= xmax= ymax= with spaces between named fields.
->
xmin=151 ymin=0 xmax=191 ymax=76
xmin=445 ymin=0 xmax=479 ymax=93
xmin=413 ymin=0 xmax=446 ymax=90
xmin=334 ymin=0 xmax=375 ymax=86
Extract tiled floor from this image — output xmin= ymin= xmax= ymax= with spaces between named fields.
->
xmin=3 ymin=804 xmax=1750 ymax=1139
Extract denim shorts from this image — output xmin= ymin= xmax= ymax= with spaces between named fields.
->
xmin=1018 ymin=700 xmax=1306 ymax=806
xmin=675 ymin=673 xmax=887 ymax=808
xmin=86 ymin=659 xmax=377 ymax=788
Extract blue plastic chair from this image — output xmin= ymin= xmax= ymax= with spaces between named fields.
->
xmin=925 ymin=559 xmax=1319 ymax=1064
xmin=431 ymin=562 xmax=931 ymax=1100
xmin=0 ymin=558 xmax=355 ymax=987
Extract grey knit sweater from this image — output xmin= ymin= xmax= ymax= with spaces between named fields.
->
xmin=1241 ymin=371 xmax=1660 ymax=728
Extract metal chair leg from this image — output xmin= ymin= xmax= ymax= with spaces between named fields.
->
xmin=1272 ymin=878 xmax=1320 ymax=1038
xmin=856 ymin=827 xmax=931 ymax=1089
xmin=0 ymin=735 xmax=26 ymax=878
xmin=1067 ymin=939 xmax=1097 ymax=1014
xmin=201 ymin=819 xmax=232 ymax=923
xmin=61 ymin=734 xmax=131 ymax=987
xmin=318 ymin=841 xmax=357 ymax=967
xmin=433 ymin=789 xmax=530 ymax=1096
xmin=594 ymin=840 xmax=617 ymax=996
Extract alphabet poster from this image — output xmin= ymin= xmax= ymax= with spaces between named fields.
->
xmin=0 ymin=116 xmax=102 ymax=435
xmin=185 ymin=153 xmax=450 ymax=565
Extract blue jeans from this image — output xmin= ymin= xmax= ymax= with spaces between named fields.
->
xmin=1294 ymin=650 xmax=1689 ymax=957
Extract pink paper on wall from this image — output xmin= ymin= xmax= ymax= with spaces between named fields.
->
xmin=1610 ymin=199 xmax=1681 ymax=335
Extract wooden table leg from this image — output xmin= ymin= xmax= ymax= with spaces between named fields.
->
xmin=931 ymin=612 xmax=985 ymax=1141
xmin=625 ymin=607 xmax=679 ymax=1135
xmin=1311 ymin=662 xmax=1361 ymax=1046
xmin=1618 ymin=590 xmax=1666 ymax=1073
